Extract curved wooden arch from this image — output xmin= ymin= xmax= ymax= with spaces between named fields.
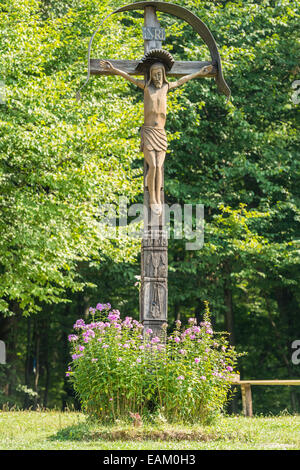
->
xmin=114 ymin=1 xmax=230 ymax=97
xmin=77 ymin=1 xmax=230 ymax=99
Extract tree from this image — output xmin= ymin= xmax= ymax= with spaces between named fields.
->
xmin=0 ymin=0 xmax=142 ymax=316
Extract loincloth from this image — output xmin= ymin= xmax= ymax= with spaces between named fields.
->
xmin=140 ymin=126 xmax=168 ymax=152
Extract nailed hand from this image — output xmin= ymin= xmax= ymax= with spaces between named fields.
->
xmin=200 ymin=65 xmax=214 ymax=75
xmin=100 ymin=60 xmax=116 ymax=73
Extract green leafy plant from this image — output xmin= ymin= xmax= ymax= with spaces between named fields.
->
xmin=67 ymin=302 xmax=241 ymax=424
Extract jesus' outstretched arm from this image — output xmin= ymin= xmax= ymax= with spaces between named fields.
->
xmin=168 ymin=64 xmax=213 ymax=90
xmin=100 ymin=60 xmax=145 ymax=89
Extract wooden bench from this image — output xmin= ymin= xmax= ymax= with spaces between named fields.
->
xmin=230 ymin=377 xmax=300 ymax=417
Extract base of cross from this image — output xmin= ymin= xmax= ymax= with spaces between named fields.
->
xmin=140 ymin=229 xmax=168 ymax=339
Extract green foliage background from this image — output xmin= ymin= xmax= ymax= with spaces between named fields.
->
xmin=0 ymin=0 xmax=299 ymax=414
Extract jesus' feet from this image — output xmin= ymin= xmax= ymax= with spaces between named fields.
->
xmin=150 ymin=203 xmax=162 ymax=216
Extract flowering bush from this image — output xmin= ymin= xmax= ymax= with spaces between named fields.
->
xmin=67 ymin=302 xmax=240 ymax=424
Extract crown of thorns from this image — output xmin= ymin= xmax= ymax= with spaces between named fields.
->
xmin=135 ymin=49 xmax=175 ymax=73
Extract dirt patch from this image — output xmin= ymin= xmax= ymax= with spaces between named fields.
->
xmin=90 ymin=429 xmax=218 ymax=442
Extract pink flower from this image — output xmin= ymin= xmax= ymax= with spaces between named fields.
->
xmin=213 ymin=371 xmax=222 ymax=377
xmin=176 ymin=375 xmax=184 ymax=381
xmin=83 ymin=329 xmax=95 ymax=341
xmin=117 ymin=357 xmax=122 ymax=362
xmin=195 ymin=357 xmax=200 ymax=364
xmin=178 ymin=349 xmax=186 ymax=355
xmin=145 ymin=328 xmax=153 ymax=334
xmin=151 ymin=336 xmax=160 ymax=343
xmin=174 ymin=337 xmax=180 ymax=343
xmin=122 ymin=317 xmax=133 ymax=328
xmin=73 ymin=319 xmax=85 ymax=330
xmin=72 ymin=353 xmax=83 ymax=360
xmin=136 ymin=358 xmax=141 ymax=363
xmin=68 ymin=334 xmax=78 ymax=342
xmin=91 ymin=358 xmax=98 ymax=362
xmin=108 ymin=311 xmax=120 ymax=322
xmin=226 ymin=366 xmax=233 ymax=372
xmin=200 ymin=376 xmax=206 ymax=380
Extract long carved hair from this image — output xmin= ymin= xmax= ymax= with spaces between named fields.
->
xmin=146 ymin=62 xmax=169 ymax=87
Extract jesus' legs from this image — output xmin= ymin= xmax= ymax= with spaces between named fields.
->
xmin=144 ymin=148 xmax=157 ymax=206
xmin=144 ymin=148 xmax=165 ymax=215
xmin=155 ymin=151 xmax=165 ymax=207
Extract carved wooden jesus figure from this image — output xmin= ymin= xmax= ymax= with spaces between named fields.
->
xmin=100 ymin=59 xmax=212 ymax=215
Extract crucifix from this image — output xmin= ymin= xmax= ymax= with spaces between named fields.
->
xmin=80 ymin=1 xmax=230 ymax=337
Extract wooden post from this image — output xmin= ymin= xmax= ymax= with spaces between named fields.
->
xmin=140 ymin=6 xmax=168 ymax=338
xmin=144 ymin=6 xmax=162 ymax=53
xmin=241 ymin=384 xmax=253 ymax=417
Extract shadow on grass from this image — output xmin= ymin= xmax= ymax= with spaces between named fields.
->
xmin=49 ymin=419 xmax=242 ymax=442
xmin=49 ymin=419 xmax=94 ymax=442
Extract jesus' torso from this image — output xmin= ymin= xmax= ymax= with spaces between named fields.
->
xmin=144 ymin=83 xmax=168 ymax=129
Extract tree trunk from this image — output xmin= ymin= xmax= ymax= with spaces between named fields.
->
xmin=43 ymin=322 xmax=50 ymax=409
xmin=0 ymin=316 xmax=13 ymax=398
xmin=174 ymin=303 xmax=180 ymax=322
xmin=24 ymin=317 xmax=32 ymax=409
xmin=0 ymin=303 xmax=20 ymax=399
xmin=224 ymin=262 xmax=235 ymax=346
xmin=33 ymin=318 xmax=40 ymax=409
xmin=224 ymin=286 xmax=235 ymax=346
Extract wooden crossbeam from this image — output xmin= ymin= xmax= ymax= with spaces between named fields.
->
xmin=238 ymin=380 xmax=300 ymax=386
xmin=90 ymin=59 xmax=217 ymax=77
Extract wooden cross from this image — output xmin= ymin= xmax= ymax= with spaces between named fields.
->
xmin=90 ymin=5 xmax=220 ymax=337
xmin=90 ymin=9 xmax=218 ymax=78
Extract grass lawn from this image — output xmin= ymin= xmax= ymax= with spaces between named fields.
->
xmin=0 ymin=411 xmax=299 ymax=450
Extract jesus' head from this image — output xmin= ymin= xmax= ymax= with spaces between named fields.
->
xmin=148 ymin=62 xmax=168 ymax=89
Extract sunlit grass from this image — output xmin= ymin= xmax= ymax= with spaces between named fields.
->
xmin=0 ymin=411 xmax=299 ymax=450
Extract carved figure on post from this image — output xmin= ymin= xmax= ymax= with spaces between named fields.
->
xmin=100 ymin=55 xmax=212 ymax=216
